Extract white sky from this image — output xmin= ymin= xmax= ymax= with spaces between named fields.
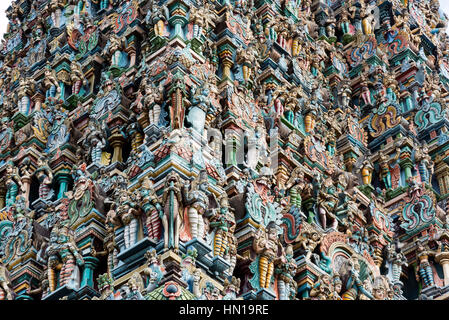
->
xmin=441 ymin=1 xmax=449 ymax=32
xmin=0 ymin=1 xmax=10 ymax=39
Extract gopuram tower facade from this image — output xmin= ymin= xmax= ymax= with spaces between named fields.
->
xmin=0 ymin=0 xmax=448 ymax=301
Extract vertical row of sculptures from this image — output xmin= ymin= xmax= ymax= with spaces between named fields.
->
xmin=0 ymin=0 xmax=449 ymax=301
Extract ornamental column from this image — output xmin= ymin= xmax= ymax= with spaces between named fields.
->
xmin=436 ymin=252 xmax=449 ymax=286
xmin=80 ymin=256 xmax=99 ymax=288
xmin=169 ymin=2 xmax=188 ymax=40
xmin=56 ymin=172 xmax=71 ymax=199
xmin=109 ymin=133 xmax=126 ymax=163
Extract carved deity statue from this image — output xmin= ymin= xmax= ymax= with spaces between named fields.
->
xmin=253 ymin=222 xmax=284 ymax=289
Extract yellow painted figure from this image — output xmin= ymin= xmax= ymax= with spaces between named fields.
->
xmin=253 ymin=222 xmax=283 ymax=289
xmin=361 ymin=160 xmax=374 ymax=185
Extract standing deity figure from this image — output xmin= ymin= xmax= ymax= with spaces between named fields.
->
xmin=290 ymin=24 xmax=305 ymax=57
xmin=361 ymin=4 xmax=376 ymax=35
xmin=360 ymin=159 xmax=374 ymax=185
xmin=49 ymin=0 xmax=65 ymax=29
xmin=82 ymin=120 xmax=107 ymax=166
xmin=359 ymin=73 xmax=373 ymax=105
xmin=339 ymin=7 xmax=352 ymax=34
xmin=187 ymin=84 xmax=212 ymax=134
xmin=226 ymin=224 xmax=238 ymax=275
xmin=107 ymin=34 xmax=125 ymax=67
xmin=235 ymin=43 xmax=259 ymax=83
xmin=275 ymin=245 xmax=297 ymax=300
xmin=125 ymin=113 xmax=144 ymax=152
xmin=253 ymin=222 xmax=284 ymax=289
xmin=285 ymin=168 xmax=306 ymax=208
xmin=0 ymin=262 xmax=14 ymax=300
xmin=297 ymin=231 xmax=322 ymax=261
xmin=271 ymin=84 xmax=288 ymax=119
xmin=4 ymin=162 xmax=22 ymax=207
xmin=161 ymin=171 xmax=183 ymax=252
xmin=139 ymin=177 xmax=163 ymax=242
xmin=70 ymin=60 xmax=85 ymax=96
xmin=304 ymin=101 xmax=319 ymax=133
xmin=378 ymin=149 xmax=400 ymax=190
xmin=142 ymin=249 xmax=165 ymax=293
xmin=384 ymin=71 xmax=399 ymax=103
xmin=46 ymin=225 xmax=84 ymax=292
xmin=315 ymin=175 xmax=339 ymax=231
xmin=57 ymin=227 xmax=84 ymax=289
xmin=138 ymin=78 xmax=164 ymax=126
xmin=183 ymin=170 xmax=210 ymax=240
xmin=113 ymin=188 xmax=141 ymax=249
xmin=209 ymin=194 xmax=235 ymax=258
xmin=415 ymin=144 xmax=434 ymax=184
xmin=145 ymin=0 xmax=170 ymax=37
xmin=91 ymin=224 xmax=119 ymax=277
xmin=415 ymin=243 xmax=437 ymax=288
xmin=17 ymin=77 xmax=34 ymax=115
xmin=44 ymin=65 xmax=61 ymax=101
xmin=385 ymin=244 xmax=408 ymax=285
xmin=34 ymin=157 xmax=54 ymax=201
xmin=189 ymin=5 xmax=205 ymax=39
xmin=339 ymin=82 xmax=352 ymax=108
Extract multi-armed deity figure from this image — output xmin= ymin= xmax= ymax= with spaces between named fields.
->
xmin=81 ymin=119 xmax=108 ymax=166
xmin=253 ymin=222 xmax=284 ymax=290
xmin=187 ymin=83 xmax=212 ymax=134
xmin=110 ymin=187 xmax=141 ymax=250
xmin=183 ymin=170 xmax=211 ymax=241
xmin=135 ymin=77 xmax=164 ymax=126
xmin=275 ymin=245 xmax=297 ymax=300
xmin=34 ymin=156 xmax=54 ymax=201
xmin=43 ymin=64 xmax=61 ymax=101
xmin=145 ymin=0 xmax=169 ymax=37
xmin=45 ymin=224 xmax=84 ymax=292
xmin=209 ymin=194 xmax=235 ymax=259
xmin=385 ymin=243 xmax=408 ymax=286
xmin=139 ymin=177 xmax=163 ymax=242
